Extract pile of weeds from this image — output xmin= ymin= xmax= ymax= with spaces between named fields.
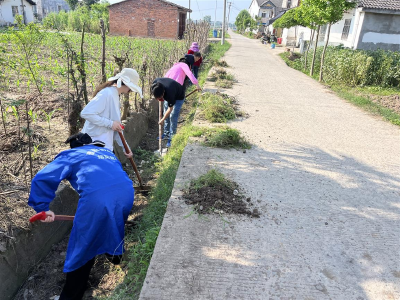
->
xmin=208 ymin=67 xmax=235 ymax=88
xmin=183 ymin=169 xmax=259 ymax=217
xmin=214 ymin=60 xmax=229 ymax=67
xmin=191 ymin=126 xmax=251 ymax=149
xmin=199 ymin=92 xmax=236 ymax=122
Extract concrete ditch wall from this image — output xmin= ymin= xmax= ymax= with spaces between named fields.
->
xmin=1 ymin=184 xmax=79 ymax=300
xmin=1 ymin=113 xmax=151 ymax=300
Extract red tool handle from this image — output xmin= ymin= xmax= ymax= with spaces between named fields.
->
xmin=29 ymin=212 xmax=75 ymax=222
xmin=29 ymin=211 xmax=47 ymax=222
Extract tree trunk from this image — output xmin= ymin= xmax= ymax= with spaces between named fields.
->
xmin=25 ymin=101 xmax=33 ymax=181
xmin=319 ymin=23 xmax=331 ymax=82
xmin=80 ymin=26 xmax=88 ymax=105
xmin=304 ymin=29 xmax=314 ymax=71
xmin=0 ymin=99 xmax=7 ymax=135
xmin=310 ymin=25 xmax=320 ymax=77
xmin=121 ymin=94 xmax=130 ymax=120
xmin=100 ymin=19 xmax=106 ymax=83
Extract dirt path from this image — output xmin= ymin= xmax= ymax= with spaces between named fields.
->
xmin=139 ymin=31 xmax=400 ymax=300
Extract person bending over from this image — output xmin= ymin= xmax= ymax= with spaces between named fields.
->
xmin=28 ymin=133 xmax=134 ymax=300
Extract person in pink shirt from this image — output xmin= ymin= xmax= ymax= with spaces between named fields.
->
xmin=157 ymin=55 xmax=201 ymax=147
xmin=165 ymin=54 xmax=201 ymax=90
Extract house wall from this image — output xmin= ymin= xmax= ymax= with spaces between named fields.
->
xmin=280 ymin=26 xmax=311 ymax=46
xmin=323 ymin=11 xmax=355 ymax=48
xmin=109 ymin=0 xmax=181 ymax=39
xmin=356 ymin=10 xmax=400 ymax=51
xmin=248 ymin=0 xmax=259 ymax=18
xmin=0 ymin=0 xmax=35 ymax=25
xmin=35 ymin=0 xmax=70 ymax=20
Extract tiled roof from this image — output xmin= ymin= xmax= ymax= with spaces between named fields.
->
xmin=110 ymin=0 xmax=191 ymax=12
xmin=358 ymin=0 xmax=400 ymax=11
xmin=257 ymin=0 xmax=284 ymax=8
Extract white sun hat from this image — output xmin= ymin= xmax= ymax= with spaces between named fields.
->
xmin=108 ymin=68 xmax=143 ymax=98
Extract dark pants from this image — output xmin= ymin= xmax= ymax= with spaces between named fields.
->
xmin=59 ymin=257 xmax=95 ymax=300
xmin=193 ymin=66 xmax=199 ymax=79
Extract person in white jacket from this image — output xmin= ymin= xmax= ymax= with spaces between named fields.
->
xmin=80 ymin=68 xmax=143 ymax=157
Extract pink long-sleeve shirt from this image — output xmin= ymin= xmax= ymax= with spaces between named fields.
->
xmin=165 ymin=62 xmax=198 ymax=86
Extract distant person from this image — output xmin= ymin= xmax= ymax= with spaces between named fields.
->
xmin=80 ymin=68 xmax=143 ymax=157
xmin=187 ymin=42 xmax=203 ymax=79
xmin=151 ymin=78 xmax=186 ymax=148
xmin=28 ymin=133 xmax=134 ymax=300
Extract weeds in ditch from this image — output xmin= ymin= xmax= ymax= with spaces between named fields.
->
xmin=199 ymin=92 xmax=236 ymax=123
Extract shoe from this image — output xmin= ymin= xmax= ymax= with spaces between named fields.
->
xmin=166 ymin=140 xmax=171 ymax=147
xmin=157 ymin=134 xmax=169 ymax=140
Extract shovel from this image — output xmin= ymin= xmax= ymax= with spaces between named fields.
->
xmin=29 ymin=212 xmax=136 ymax=225
xmin=117 ymin=129 xmax=151 ymax=194
xmin=29 ymin=211 xmax=74 ymax=222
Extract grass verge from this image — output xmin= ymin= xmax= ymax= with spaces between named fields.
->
xmin=331 ymin=85 xmax=400 ymax=126
xmin=105 ymin=40 xmax=231 ymax=300
xmin=279 ymin=52 xmax=400 ymax=127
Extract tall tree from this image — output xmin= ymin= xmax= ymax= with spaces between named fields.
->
xmin=235 ymin=10 xmax=256 ymax=33
xmin=65 ymin=0 xmax=79 ymax=10
xmin=301 ymin=0 xmax=356 ymax=79
xmin=203 ymin=15 xmax=212 ymax=24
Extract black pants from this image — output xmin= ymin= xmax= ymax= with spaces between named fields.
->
xmin=59 ymin=257 xmax=95 ymax=300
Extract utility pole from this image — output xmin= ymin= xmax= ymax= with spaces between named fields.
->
xmin=227 ymin=2 xmax=232 ymax=30
xmin=221 ymin=0 xmax=227 ymax=45
xmin=214 ymin=0 xmax=217 ymax=31
xmin=188 ymin=0 xmax=191 ymax=22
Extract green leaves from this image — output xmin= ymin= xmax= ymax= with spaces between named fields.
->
xmin=235 ymin=10 xmax=257 ymax=33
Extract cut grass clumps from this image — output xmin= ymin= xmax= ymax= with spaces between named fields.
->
xmin=208 ymin=67 xmax=235 ymax=88
xmin=214 ymin=60 xmax=229 ymax=67
xmin=199 ymin=92 xmax=236 ymax=122
xmin=191 ymin=126 xmax=251 ymax=149
xmin=216 ymin=78 xmax=233 ymax=88
xmin=183 ymin=169 xmax=260 ymax=217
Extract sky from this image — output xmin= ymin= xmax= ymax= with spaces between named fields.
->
xmin=108 ymin=0 xmax=251 ymax=23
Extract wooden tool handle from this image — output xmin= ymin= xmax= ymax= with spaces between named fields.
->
xmin=117 ymin=131 xmax=144 ymax=187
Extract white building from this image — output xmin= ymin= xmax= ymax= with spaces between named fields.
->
xmin=249 ymin=0 xmax=283 ymax=32
xmin=0 ymin=0 xmax=36 ymax=25
xmin=275 ymin=0 xmax=400 ymax=51
xmin=34 ymin=0 xmax=70 ymax=20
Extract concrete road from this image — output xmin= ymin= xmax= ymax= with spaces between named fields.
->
xmin=139 ymin=31 xmax=400 ymax=300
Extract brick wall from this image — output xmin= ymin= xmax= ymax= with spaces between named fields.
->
xmin=109 ymin=0 xmax=185 ymax=39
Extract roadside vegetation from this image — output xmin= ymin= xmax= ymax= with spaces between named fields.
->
xmin=105 ymin=41 xmax=232 ymax=300
xmin=280 ymin=47 xmax=400 ymax=126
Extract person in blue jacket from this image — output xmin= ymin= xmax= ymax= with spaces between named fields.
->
xmin=28 ymin=133 xmax=134 ymax=300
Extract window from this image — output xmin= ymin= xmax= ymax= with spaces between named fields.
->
xmin=341 ymin=19 xmax=351 ymax=41
xmin=12 ymin=6 xmax=19 ymax=17
xmin=58 ymin=5 xmax=62 ymax=12
xmin=287 ymin=0 xmax=292 ymax=8
xmin=261 ymin=12 xmax=266 ymax=18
